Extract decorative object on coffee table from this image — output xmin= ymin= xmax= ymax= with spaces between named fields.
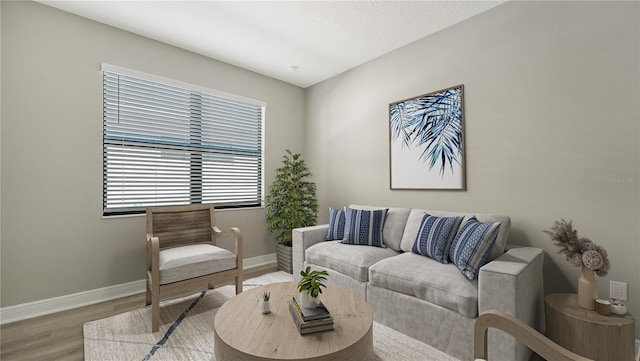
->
xmin=266 ymin=149 xmax=318 ymax=273
xmin=291 ymin=295 xmax=331 ymax=321
xmin=297 ymin=266 xmax=328 ymax=308
xmin=544 ymin=219 xmax=610 ymax=310
xmin=262 ymin=291 xmax=271 ymax=314
xmin=289 ymin=296 xmax=334 ymax=335
xmin=214 ymin=282 xmax=373 ymax=361
xmin=545 ymin=293 xmax=635 ymax=361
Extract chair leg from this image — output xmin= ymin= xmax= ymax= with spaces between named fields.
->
xmin=145 ymin=281 xmax=151 ymax=306
xmin=151 ymin=283 xmax=160 ymax=332
xmin=152 ymin=300 xmax=159 ymax=332
xmin=235 ymin=273 xmax=243 ymax=294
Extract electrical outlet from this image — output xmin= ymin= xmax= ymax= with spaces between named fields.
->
xmin=610 ymin=281 xmax=628 ymax=301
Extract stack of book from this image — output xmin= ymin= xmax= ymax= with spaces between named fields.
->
xmin=288 ymin=296 xmax=334 ymax=335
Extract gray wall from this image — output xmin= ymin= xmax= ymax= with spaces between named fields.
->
xmin=306 ymin=1 xmax=640 ymax=336
xmin=0 ymin=1 xmax=305 ymax=306
xmin=2 ymin=0 xmax=639 ymax=340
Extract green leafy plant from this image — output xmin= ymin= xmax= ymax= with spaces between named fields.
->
xmin=297 ymin=267 xmax=329 ymax=298
xmin=266 ymin=149 xmax=318 ymax=246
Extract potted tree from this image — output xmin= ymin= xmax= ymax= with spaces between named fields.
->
xmin=266 ymin=149 xmax=318 ymax=273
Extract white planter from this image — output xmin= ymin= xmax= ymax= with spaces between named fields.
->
xmin=299 ymin=292 xmax=321 ymax=308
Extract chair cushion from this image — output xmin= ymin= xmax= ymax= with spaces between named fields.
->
xmin=159 ymin=244 xmax=236 ymax=285
xmin=306 ymin=241 xmax=399 ymax=282
xmin=368 ymin=252 xmax=479 ymax=318
xmin=341 ymin=207 xmax=388 ymax=247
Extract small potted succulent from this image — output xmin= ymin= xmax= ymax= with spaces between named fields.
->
xmin=262 ymin=291 xmax=271 ymax=314
xmin=297 ymin=266 xmax=328 ymax=308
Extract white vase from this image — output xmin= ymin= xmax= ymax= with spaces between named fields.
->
xmin=299 ymin=292 xmax=321 ymax=308
xmin=578 ymin=266 xmax=598 ymax=310
xmin=262 ymin=300 xmax=271 ymax=314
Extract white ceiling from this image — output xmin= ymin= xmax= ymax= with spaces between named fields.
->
xmin=38 ymin=0 xmax=506 ymax=88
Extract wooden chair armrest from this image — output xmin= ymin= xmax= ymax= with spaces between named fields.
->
xmin=212 ymin=226 xmax=243 ymax=271
xmin=146 ymin=235 xmax=160 ymax=281
xmin=146 ymin=233 xmax=159 ymax=245
xmin=474 ymin=310 xmax=593 ymax=361
xmin=212 ymin=226 xmax=241 ymax=240
xmin=146 ymin=234 xmax=159 ymax=250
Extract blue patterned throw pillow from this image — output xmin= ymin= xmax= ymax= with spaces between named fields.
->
xmin=412 ymin=214 xmax=464 ymax=263
xmin=341 ymin=207 xmax=388 ymax=247
xmin=326 ymin=207 xmax=346 ymax=240
xmin=449 ymin=217 xmax=501 ymax=280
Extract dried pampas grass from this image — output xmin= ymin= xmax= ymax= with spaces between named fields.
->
xmin=544 ymin=219 xmax=610 ymax=276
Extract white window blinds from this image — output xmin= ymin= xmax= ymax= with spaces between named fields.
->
xmin=103 ymin=68 xmax=264 ymax=216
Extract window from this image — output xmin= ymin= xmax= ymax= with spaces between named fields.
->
xmin=102 ymin=65 xmax=265 ymax=216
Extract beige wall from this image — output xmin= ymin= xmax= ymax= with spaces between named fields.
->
xmin=306 ymin=1 xmax=640 ymax=336
xmin=0 ymin=1 xmax=305 ymax=306
xmin=2 ymin=0 xmax=639 ymax=340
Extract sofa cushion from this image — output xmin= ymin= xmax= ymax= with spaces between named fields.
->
xmin=341 ymin=207 xmax=388 ymax=247
xmin=159 ymin=244 xmax=236 ymax=285
xmin=412 ymin=214 xmax=464 ymax=263
xmin=306 ymin=240 xmax=399 ymax=282
xmin=368 ymin=252 xmax=479 ymax=318
xmin=449 ymin=217 xmax=500 ymax=280
xmin=326 ymin=207 xmax=346 ymax=240
xmin=400 ymin=209 xmax=510 ymax=262
xmin=349 ymin=205 xmax=411 ymax=251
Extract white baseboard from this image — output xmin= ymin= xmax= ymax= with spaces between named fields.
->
xmin=0 ymin=253 xmax=276 ymax=325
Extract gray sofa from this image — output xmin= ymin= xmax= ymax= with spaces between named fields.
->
xmin=293 ymin=205 xmax=544 ymax=361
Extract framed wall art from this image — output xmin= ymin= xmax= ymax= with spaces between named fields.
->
xmin=389 ymin=84 xmax=465 ymax=190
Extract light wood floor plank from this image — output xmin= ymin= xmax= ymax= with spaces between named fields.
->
xmin=0 ymin=265 xmax=277 ymax=361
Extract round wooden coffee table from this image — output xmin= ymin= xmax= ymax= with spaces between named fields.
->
xmin=214 ymin=282 xmax=373 ymax=361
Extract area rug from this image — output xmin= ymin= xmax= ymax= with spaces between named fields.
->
xmin=84 ymin=271 xmax=460 ymax=361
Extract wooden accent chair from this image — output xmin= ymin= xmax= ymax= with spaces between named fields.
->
xmin=146 ymin=204 xmax=243 ymax=332
xmin=474 ymin=310 xmax=592 ymax=361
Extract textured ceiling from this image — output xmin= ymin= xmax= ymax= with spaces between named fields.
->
xmin=38 ymin=1 xmax=506 ymax=88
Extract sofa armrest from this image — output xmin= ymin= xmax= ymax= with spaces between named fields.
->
xmin=292 ymin=224 xmax=329 ymax=280
xmin=478 ymin=246 xmax=545 ymax=361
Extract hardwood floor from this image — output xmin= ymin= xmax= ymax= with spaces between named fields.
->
xmin=0 ymin=264 xmax=277 ymax=361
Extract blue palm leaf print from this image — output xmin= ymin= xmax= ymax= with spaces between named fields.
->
xmin=390 ymin=86 xmax=463 ymax=176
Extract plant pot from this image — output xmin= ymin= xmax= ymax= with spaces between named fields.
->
xmin=578 ymin=265 xmax=598 ymax=310
xmin=275 ymin=243 xmax=293 ymax=274
xmin=299 ymin=292 xmax=321 ymax=308
xmin=262 ymin=300 xmax=271 ymax=314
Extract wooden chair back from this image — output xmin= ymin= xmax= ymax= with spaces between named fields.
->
xmin=474 ymin=310 xmax=592 ymax=361
xmin=146 ymin=204 xmax=216 ymax=249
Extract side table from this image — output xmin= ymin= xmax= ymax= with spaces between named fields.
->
xmin=545 ymin=293 xmax=635 ymax=361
